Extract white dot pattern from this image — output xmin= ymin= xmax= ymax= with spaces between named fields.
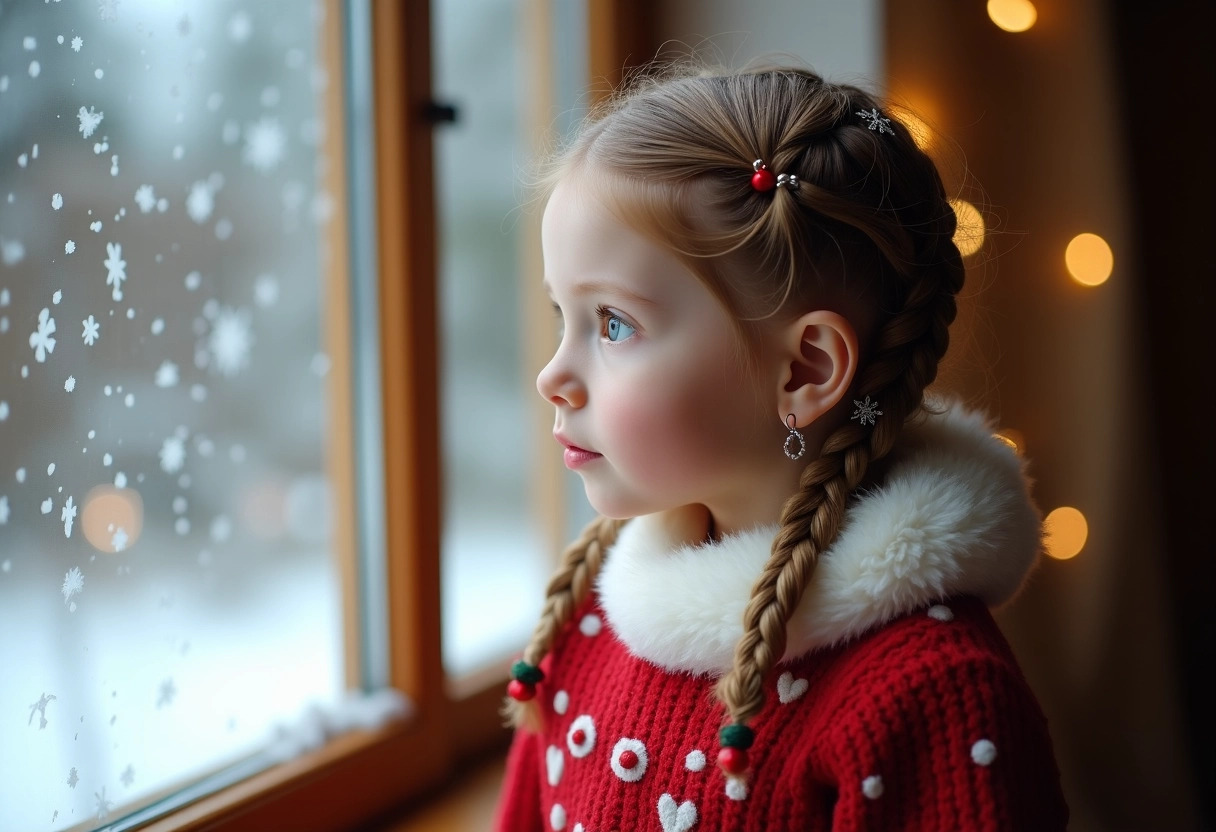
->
xmin=579 ymin=614 xmax=602 ymax=636
xmin=609 ymin=737 xmax=649 ymax=782
xmin=927 ymin=604 xmax=954 ymax=622
xmin=971 ymin=738 xmax=997 ymax=766
xmin=725 ymin=777 xmax=748 ymax=801
xmin=685 ymin=749 xmax=706 ymax=772
xmin=862 ymin=775 xmax=884 ymax=799
xmin=553 ymin=690 xmax=569 ymax=715
xmin=550 ymin=803 xmax=567 ymax=830
xmin=566 ymin=714 xmax=596 ymax=758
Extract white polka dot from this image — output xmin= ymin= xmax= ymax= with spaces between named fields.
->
xmin=685 ymin=749 xmax=706 ymax=772
xmin=927 ymin=604 xmax=954 ymax=622
xmin=546 ymin=745 xmax=564 ymax=786
xmin=549 ymin=803 xmax=567 ymax=830
xmin=862 ymin=775 xmax=884 ymax=799
xmin=609 ymin=737 xmax=648 ymax=782
xmin=579 ymin=614 xmax=602 ymax=636
xmin=566 ymin=714 xmax=596 ymax=758
xmin=971 ymin=739 xmax=997 ymax=766
xmin=553 ymin=690 xmax=569 ymax=715
xmin=725 ymin=777 xmax=748 ymax=801
xmin=573 ymin=825 xmax=584 ymax=832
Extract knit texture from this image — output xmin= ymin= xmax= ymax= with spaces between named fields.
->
xmin=495 ymin=595 xmax=1068 ymax=831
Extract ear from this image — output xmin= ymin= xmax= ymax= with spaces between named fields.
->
xmin=773 ymin=310 xmax=859 ymax=429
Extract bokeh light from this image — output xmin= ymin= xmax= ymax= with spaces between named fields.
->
xmin=1043 ymin=506 xmax=1088 ymax=560
xmin=950 ymin=198 xmax=986 ymax=257
xmin=1065 ymin=232 xmax=1114 ymax=286
xmin=988 ymin=0 xmax=1038 ymax=32
xmin=81 ymin=485 xmax=145 ymax=553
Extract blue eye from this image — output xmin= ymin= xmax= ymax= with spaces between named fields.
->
xmin=597 ymin=306 xmax=636 ymax=342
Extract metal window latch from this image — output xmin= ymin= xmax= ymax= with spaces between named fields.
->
xmin=422 ymin=100 xmax=459 ymax=125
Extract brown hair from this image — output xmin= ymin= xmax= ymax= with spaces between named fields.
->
xmin=507 ymin=65 xmax=965 ymax=740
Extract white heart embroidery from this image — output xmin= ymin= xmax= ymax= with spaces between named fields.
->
xmin=657 ymin=793 xmax=698 ymax=832
xmin=777 ymin=671 xmax=808 ymax=704
xmin=546 ymin=745 xmax=564 ymax=786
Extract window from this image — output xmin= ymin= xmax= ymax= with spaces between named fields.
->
xmin=0 ymin=0 xmax=641 ymax=828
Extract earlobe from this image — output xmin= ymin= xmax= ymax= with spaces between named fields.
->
xmin=775 ymin=310 xmax=859 ymax=428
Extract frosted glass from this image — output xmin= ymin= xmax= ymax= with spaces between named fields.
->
xmin=0 ymin=1 xmax=344 ymax=828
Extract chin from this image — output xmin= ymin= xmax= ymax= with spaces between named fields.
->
xmin=581 ymin=484 xmax=652 ymax=521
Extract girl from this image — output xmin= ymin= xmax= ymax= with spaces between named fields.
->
xmin=495 ymin=66 xmax=1068 ymax=831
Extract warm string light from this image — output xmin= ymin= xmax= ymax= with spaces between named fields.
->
xmin=987 ymin=0 xmax=1038 ymax=32
xmin=1065 ymin=233 xmax=1114 ymax=286
xmin=81 ymin=485 xmax=144 ymax=553
xmin=1043 ymin=507 xmax=1087 ymax=560
xmin=949 ymin=198 xmax=986 ymax=257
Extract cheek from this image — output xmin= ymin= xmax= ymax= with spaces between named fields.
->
xmin=598 ymin=359 xmax=759 ymax=478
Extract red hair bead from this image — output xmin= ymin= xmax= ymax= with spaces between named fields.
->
xmin=717 ymin=746 xmax=749 ymax=774
xmin=506 ymin=679 xmax=535 ymax=701
xmin=750 ymin=162 xmax=776 ymax=192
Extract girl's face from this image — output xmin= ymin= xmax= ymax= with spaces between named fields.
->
xmin=537 ymin=177 xmax=788 ymax=533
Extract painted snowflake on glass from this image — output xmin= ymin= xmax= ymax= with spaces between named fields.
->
xmin=77 ymin=106 xmax=104 ymax=139
xmin=94 ymin=786 xmax=114 ymax=821
xmin=134 ymin=184 xmax=156 ymax=213
xmin=97 ymin=0 xmax=119 ymax=22
xmin=71 ymin=36 xmax=83 ymax=52
xmin=157 ymin=677 xmax=177 ymax=708
xmin=120 ymin=764 xmax=135 ymax=787
xmin=67 ymin=767 xmax=79 ymax=788
xmin=208 ymin=307 xmax=254 ymax=376
xmin=61 ymin=496 xmax=77 ymax=537
xmin=111 ymin=526 xmax=129 ymax=552
xmin=159 ymin=435 xmax=187 ymax=473
xmin=242 ymin=117 xmax=286 ymax=173
xmin=29 ymin=307 xmax=57 ymax=362
xmin=186 ymin=180 xmax=214 ymax=224
xmin=28 ymin=693 xmax=56 ymax=729
xmin=155 ymin=360 xmax=179 ymax=388
xmin=254 ymin=273 xmax=279 ymax=307
xmin=104 ymin=242 xmax=127 ymax=300
xmin=61 ymin=567 xmax=84 ymax=610
xmin=82 ymin=314 xmax=100 ymax=345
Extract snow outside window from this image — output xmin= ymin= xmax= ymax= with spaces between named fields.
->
xmin=0 ymin=2 xmax=348 ymax=828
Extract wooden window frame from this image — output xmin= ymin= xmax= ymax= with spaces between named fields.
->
xmin=131 ymin=0 xmax=652 ymax=828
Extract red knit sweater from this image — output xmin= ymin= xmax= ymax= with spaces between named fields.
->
xmin=495 ymin=595 xmax=1067 ymax=831
xmin=497 ymin=402 xmax=1069 ymax=830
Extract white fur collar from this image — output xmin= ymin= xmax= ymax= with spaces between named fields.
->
xmin=596 ymin=398 xmax=1043 ymax=676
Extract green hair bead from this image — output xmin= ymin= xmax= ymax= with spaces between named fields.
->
xmin=511 ymin=661 xmax=545 ymax=686
xmin=719 ymin=723 xmax=755 ymax=750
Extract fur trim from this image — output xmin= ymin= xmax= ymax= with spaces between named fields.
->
xmin=595 ymin=399 xmax=1043 ymax=676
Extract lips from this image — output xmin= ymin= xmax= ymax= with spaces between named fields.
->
xmin=554 ymin=432 xmax=597 ymax=454
xmin=555 ymin=432 xmax=603 ymax=469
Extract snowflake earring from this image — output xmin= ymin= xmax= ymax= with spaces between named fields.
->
xmin=783 ymin=414 xmax=806 ymax=460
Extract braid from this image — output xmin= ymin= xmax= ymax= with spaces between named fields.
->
xmin=505 ymin=514 xmax=625 ymax=730
xmin=715 ymin=190 xmax=965 ymax=730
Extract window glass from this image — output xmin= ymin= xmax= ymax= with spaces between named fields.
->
xmin=0 ymin=1 xmax=346 ymax=828
xmin=435 ymin=0 xmax=592 ymax=677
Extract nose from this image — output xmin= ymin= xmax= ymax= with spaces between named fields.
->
xmin=536 ymin=353 xmax=586 ymax=409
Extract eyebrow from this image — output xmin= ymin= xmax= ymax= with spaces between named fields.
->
xmin=543 ymin=280 xmax=659 ymax=307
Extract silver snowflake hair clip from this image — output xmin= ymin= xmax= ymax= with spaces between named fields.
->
xmin=851 ymin=396 xmax=883 ymax=426
xmin=855 ymin=107 xmax=894 ymax=136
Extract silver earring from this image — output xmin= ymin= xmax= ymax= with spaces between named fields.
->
xmin=783 ymin=414 xmax=806 ymax=460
